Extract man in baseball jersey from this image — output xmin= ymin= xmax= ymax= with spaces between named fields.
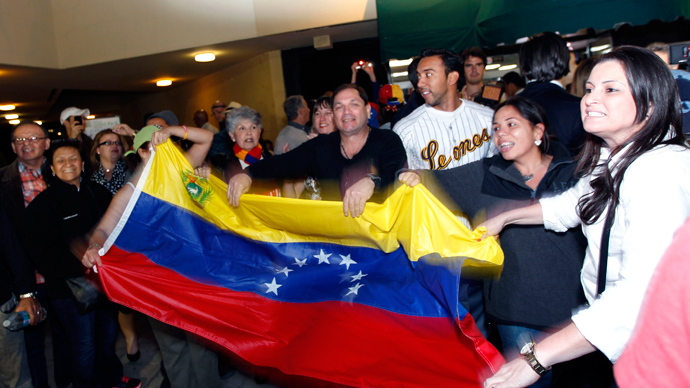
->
xmin=393 ymin=48 xmax=495 ymax=171
xmin=393 ymin=48 xmax=495 ymax=339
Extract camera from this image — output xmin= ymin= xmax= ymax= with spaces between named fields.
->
xmin=72 ymin=116 xmax=83 ymax=125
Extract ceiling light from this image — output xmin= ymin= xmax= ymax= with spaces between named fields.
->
xmin=0 ymin=105 xmax=16 ymax=111
xmin=87 ymin=115 xmax=95 ymax=119
xmin=8 ymin=119 xmax=19 ymax=125
xmin=392 ymin=71 xmax=408 ymax=78
xmin=591 ymin=44 xmax=611 ymax=52
xmin=498 ymin=64 xmax=518 ymax=71
xmin=389 ymin=58 xmax=413 ymax=67
xmin=5 ymin=114 xmax=18 ymax=120
xmin=195 ymin=53 xmax=215 ymax=62
xmin=34 ymin=120 xmax=42 ymax=125
xmin=156 ymin=80 xmax=172 ymax=87
xmin=485 ymin=64 xmax=501 ymax=70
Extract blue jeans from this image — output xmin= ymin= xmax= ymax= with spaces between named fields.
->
xmin=51 ymin=298 xmax=123 ymax=388
xmin=0 ymin=295 xmax=33 ymax=388
xmin=496 ymin=324 xmax=552 ymax=388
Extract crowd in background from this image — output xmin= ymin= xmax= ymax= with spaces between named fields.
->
xmin=2 ymin=30 xmax=690 ymax=388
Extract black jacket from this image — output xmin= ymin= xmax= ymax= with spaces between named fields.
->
xmin=520 ymin=82 xmax=586 ymax=157
xmin=26 ymin=179 xmax=112 ymax=299
xmin=426 ymin=142 xmax=587 ymax=329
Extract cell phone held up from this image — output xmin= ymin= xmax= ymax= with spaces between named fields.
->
xmin=356 ymin=60 xmax=372 ymax=70
xmin=72 ymin=115 xmax=83 ymax=125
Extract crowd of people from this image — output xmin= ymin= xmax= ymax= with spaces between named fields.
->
xmin=1 ymin=30 xmax=690 ymax=388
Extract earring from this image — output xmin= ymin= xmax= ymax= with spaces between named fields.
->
xmin=52 ymin=171 xmax=55 ymax=176
xmin=534 ymin=139 xmax=542 ymax=146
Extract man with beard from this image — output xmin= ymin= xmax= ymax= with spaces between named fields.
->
xmin=393 ymin=48 xmax=495 ymax=172
xmin=392 ymin=49 xmax=495 ymax=339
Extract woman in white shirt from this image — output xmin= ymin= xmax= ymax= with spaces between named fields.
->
xmin=484 ymin=46 xmax=690 ymax=388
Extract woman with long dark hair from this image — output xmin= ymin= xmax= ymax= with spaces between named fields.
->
xmin=483 ymin=46 xmax=690 ymax=388
xmin=399 ymin=96 xmax=588 ymax=387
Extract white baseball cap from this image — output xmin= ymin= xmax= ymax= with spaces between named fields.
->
xmin=60 ymin=107 xmax=90 ymax=123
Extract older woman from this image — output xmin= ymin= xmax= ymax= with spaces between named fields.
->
xmin=399 ymin=96 xmax=589 ymax=387
xmin=26 ymin=140 xmax=140 ymax=388
xmin=483 ymin=46 xmax=690 ymax=388
xmin=90 ymin=129 xmax=129 ymax=195
xmin=210 ymin=106 xmax=280 ymax=196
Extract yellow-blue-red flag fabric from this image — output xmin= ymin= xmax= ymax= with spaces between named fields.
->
xmin=98 ymin=141 xmax=504 ymax=387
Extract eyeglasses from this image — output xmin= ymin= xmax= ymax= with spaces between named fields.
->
xmin=99 ymin=140 xmax=123 ymax=147
xmin=13 ymin=136 xmax=46 ymax=144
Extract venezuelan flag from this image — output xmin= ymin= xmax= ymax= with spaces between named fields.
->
xmin=98 ymin=141 xmax=505 ymax=387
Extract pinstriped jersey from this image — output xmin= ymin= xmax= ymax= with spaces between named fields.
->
xmin=393 ymin=100 xmax=496 ymax=171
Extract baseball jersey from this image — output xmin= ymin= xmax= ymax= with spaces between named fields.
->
xmin=393 ymin=100 xmax=496 ymax=171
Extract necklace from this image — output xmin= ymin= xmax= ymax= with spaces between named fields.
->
xmin=340 ymin=127 xmax=371 ymax=160
xmin=520 ymin=154 xmax=548 ymax=183
xmin=341 ymin=143 xmax=351 ymax=160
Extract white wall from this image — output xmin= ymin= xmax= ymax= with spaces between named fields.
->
xmin=0 ymin=0 xmax=377 ymax=69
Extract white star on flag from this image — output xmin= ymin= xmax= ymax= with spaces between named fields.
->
xmin=276 ymin=266 xmax=293 ymax=277
xmin=351 ymin=270 xmax=368 ymax=282
xmin=339 ymin=254 xmax=357 ymax=270
xmin=346 ymin=283 xmax=365 ymax=296
xmin=264 ymin=277 xmax=282 ymax=295
xmin=292 ymin=258 xmax=307 ymax=267
xmin=314 ymin=249 xmax=332 ymax=264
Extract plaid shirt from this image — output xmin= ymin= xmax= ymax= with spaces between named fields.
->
xmin=18 ymin=160 xmax=47 ymax=207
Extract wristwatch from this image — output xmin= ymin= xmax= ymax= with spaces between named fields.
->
xmin=19 ymin=292 xmax=37 ymax=299
xmin=366 ymin=173 xmax=381 ymax=185
xmin=520 ymin=340 xmax=551 ymax=376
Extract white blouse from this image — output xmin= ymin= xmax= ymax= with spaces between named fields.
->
xmin=540 ymin=144 xmax=690 ymax=361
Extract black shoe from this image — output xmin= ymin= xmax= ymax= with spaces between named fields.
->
xmin=127 ymin=350 xmax=141 ymax=362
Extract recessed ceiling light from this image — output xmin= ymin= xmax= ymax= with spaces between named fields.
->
xmin=5 ymin=114 xmax=18 ymax=120
xmin=389 ymin=58 xmax=413 ymax=67
xmin=0 ymin=105 xmax=16 ymax=111
xmin=485 ymin=64 xmax=501 ymax=70
xmin=34 ymin=120 xmax=42 ymax=125
xmin=87 ymin=115 xmax=95 ymax=119
xmin=9 ymin=119 xmax=20 ymax=125
xmin=498 ymin=64 xmax=518 ymax=71
xmin=156 ymin=80 xmax=173 ymax=87
xmin=195 ymin=53 xmax=216 ymax=62
xmin=392 ymin=71 xmax=408 ymax=78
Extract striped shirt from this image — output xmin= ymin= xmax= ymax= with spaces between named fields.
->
xmin=393 ymin=100 xmax=496 ymax=171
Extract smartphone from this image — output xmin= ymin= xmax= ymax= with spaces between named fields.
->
xmin=355 ymin=60 xmax=372 ymax=70
xmin=73 ymin=116 xmax=83 ymax=125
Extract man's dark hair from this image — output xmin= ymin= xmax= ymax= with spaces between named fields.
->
xmin=11 ymin=121 xmax=50 ymax=142
xmin=519 ymin=32 xmax=571 ymax=81
xmin=502 ymin=71 xmax=526 ymax=88
xmin=460 ymin=47 xmax=488 ymax=66
xmin=419 ymin=48 xmax=464 ymax=82
xmin=331 ymin=84 xmax=369 ymax=106
xmin=283 ymin=95 xmax=305 ymax=121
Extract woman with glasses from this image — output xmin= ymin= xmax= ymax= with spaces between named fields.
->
xmin=90 ymin=129 xmax=129 ymax=195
